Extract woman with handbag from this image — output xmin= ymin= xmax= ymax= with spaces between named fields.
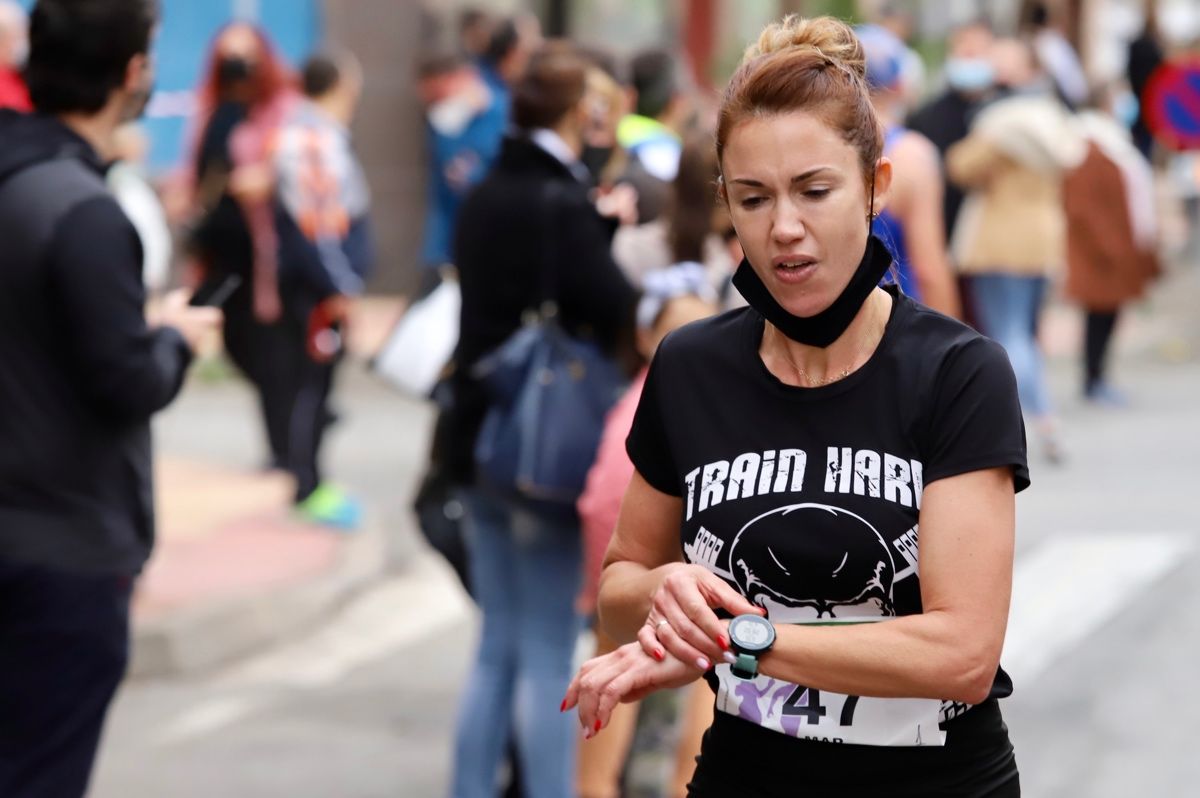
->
xmin=446 ymin=41 xmax=637 ymax=798
xmin=564 ymin=16 xmax=1027 ymax=797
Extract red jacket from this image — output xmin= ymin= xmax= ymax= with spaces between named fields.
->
xmin=0 ymin=69 xmax=31 ymax=112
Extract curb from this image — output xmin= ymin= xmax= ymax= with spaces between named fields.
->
xmin=128 ymin=513 xmax=389 ymax=680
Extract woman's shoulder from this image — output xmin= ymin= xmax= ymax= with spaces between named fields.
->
xmin=657 ymin=306 xmax=754 ymax=363
xmin=893 ymin=294 xmax=1009 ymax=372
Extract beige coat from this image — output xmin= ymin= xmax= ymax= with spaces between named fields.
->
xmin=947 ymin=94 xmax=1085 ymax=276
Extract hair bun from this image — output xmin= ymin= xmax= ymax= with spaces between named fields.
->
xmin=744 ymin=15 xmax=866 ymax=81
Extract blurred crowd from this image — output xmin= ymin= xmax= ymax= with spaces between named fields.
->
xmin=0 ymin=0 xmax=1198 ymax=795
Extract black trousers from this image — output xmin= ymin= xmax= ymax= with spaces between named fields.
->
xmin=281 ymin=291 xmax=341 ymax=503
xmin=0 ymin=559 xmax=131 ymax=798
xmin=222 ymin=282 xmax=297 ymax=468
xmin=1084 ymin=309 xmax=1120 ymax=391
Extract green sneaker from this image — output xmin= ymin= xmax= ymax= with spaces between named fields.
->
xmin=295 ymin=484 xmax=363 ymax=531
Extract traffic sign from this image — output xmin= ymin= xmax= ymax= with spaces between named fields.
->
xmin=1144 ymin=57 xmax=1200 ymax=151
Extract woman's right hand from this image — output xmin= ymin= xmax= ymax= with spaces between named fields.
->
xmin=563 ymin=642 xmax=701 ymax=739
xmin=636 ymin=563 xmax=764 ymax=672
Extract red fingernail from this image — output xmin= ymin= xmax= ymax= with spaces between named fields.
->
xmin=653 ymin=649 xmax=665 ymax=662
xmin=717 ymin=635 xmax=729 ymax=651
xmin=594 ymin=719 xmax=602 ymax=733
xmin=560 ymin=699 xmax=567 ymax=712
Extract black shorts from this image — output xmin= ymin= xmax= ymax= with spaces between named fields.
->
xmin=688 ymin=698 xmax=1019 ymax=798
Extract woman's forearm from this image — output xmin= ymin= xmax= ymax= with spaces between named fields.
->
xmin=757 ymin=610 xmax=1002 ymax=706
xmin=595 ymin=560 xmax=683 ymax=644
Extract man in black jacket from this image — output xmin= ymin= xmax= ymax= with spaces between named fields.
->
xmin=0 ymin=2 xmax=220 ymax=795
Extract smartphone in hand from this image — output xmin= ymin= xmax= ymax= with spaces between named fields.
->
xmin=189 ymin=274 xmax=243 ymax=308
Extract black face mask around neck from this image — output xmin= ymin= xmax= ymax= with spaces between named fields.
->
xmin=732 ymin=234 xmax=893 ymax=348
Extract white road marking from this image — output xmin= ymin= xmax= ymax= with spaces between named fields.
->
xmin=1002 ymin=532 xmax=1193 ymax=685
xmin=155 ymin=552 xmax=472 ymax=746
xmin=224 ymin=552 xmax=474 ymax=689
xmin=156 ymin=697 xmax=262 ymax=746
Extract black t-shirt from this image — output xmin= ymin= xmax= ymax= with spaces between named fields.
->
xmin=626 ymin=288 xmax=1027 ymax=795
xmin=192 ymin=101 xmax=253 ymax=273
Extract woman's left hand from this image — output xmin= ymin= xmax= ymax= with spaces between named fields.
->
xmin=563 ymin=642 xmax=702 ymax=738
xmin=228 ymin=162 xmax=276 ymax=203
xmin=594 ymin=183 xmax=638 ymax=226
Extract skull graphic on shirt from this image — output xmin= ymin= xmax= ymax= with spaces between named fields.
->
xmin=728 ymin=503 xmax=896 ymax=622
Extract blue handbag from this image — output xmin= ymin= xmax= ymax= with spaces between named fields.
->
xmin=471 ymin=182 xmax=626 ymax=507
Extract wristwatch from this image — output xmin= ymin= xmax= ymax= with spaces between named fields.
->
xmin=727 ymin=613 xmax=776 ymax=680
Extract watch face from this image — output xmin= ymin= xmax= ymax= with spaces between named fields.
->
xmin=729 ymin=614 xmax=775 ymax=652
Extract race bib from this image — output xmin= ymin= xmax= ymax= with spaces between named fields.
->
xmin=714 ymin=620 xmax=947 ymax=747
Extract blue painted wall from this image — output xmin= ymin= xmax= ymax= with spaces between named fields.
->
xmin=16 ymin=0 xmax=321 ymax=172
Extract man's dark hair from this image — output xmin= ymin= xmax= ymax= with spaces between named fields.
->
xmin=630 ymin=48 xmax=677 ymax=119
xmin=416 ymin=50 xmax=466 ymax=80
xmin=302 ymin=54 xmax=341 ymax=98
xmin=511 ymin=40 xmax=585 ymax=130
xmin=483 ymin=17 xmax=519 ymax=66
xmin=1028 ymin=3 xmax=1050 ymax=29
xmin=26 ymin=0 xmax=158 ymax=115
xmin=459 ymin=7 xmax=489 ymax=36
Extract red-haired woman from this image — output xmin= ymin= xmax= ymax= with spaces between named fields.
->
xmin=565 ymin=15 xmax=1025 ymax=796
xmin=179 ymin=22 xmax=299 ymax=469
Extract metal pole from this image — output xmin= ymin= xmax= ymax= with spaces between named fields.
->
xmin=546 ymin=0 xmax=569 ymax=37
xmin=684 ymin=0 xmax=718 ymax=90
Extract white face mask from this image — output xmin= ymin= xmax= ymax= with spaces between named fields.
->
xmin=428 ymin=96 xmax=477 ymax=137
xmin=944 ymin=57 xmax=995 ymax=93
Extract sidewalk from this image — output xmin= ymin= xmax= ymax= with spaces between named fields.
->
xmin=130 ymin=458 xmax=373 ymax=677
xmin=130 ymin=296 xmax=409 ymax=679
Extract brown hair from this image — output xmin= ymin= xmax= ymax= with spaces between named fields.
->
xmin=511 ymin=40 xmax=587 ymax=131
xmin=716 ymin=15 xmax=883 ymax=190
xmin=668 ymin=133 xmax=721 ymax=264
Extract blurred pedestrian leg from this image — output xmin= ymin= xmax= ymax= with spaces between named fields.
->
xmin=222 ymin=281 xmax=296 ymax=468
xmin=0 ymin=563 xmax=130 ymax=797
xmin=968 ymin=274 xmax=1060 ymax=458
xmin=1084 ymin=310 xmax=1126 ymax=404
xmin=451 ymin=490 xmax=582 ymax=798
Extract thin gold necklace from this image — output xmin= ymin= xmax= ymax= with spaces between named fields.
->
xmin=771 ymin=295 xmax=883 ymax=388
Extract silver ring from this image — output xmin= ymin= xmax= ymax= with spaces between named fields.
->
xmin=655 ymin=619 xmax=669 ymax=631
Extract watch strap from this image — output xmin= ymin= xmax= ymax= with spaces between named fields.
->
xmin=730 ymin=652 xmax=759 ymax=680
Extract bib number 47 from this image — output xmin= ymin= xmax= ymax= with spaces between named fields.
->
xmin=782 ymin=687 xmax=860 ymax=726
